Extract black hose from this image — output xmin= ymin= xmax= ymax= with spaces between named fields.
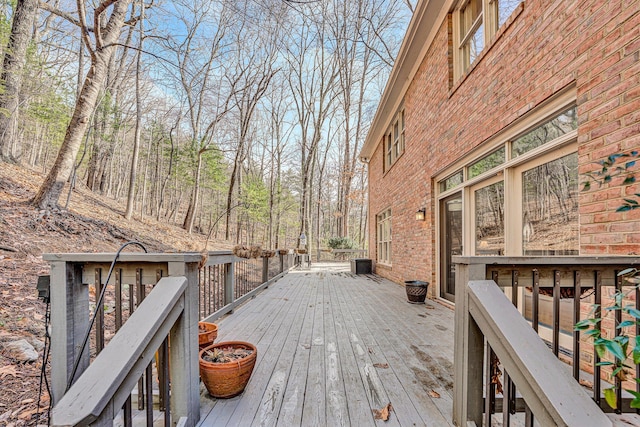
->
xmin=37 ymin=298 xmax=51 ymax=425
xmin=66 ymin=241 xmax=147 ymax=392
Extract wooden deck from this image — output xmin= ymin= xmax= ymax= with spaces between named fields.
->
xmin=197 ymin=263 xmax=456 ymax=426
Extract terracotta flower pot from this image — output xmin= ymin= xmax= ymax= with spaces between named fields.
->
xmin=198 ymin=322 xmax=218 ymax=349
xmin=199 ymin=341 xmax=257 ymax=398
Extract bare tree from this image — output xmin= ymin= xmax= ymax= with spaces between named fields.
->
xmin=285 ymin=1 xmax=340 ymax=250
xmin=223 ymin=1 xmax=280 ymax=240
xmin=0 ymin=0 xmax=39 ymax=161
xmin=125 ymin=0 xmax=145 ymax=219
xmin=32 ymin=0 xmax=136 ymax=210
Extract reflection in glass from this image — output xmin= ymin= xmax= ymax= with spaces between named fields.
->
xmin=475 ymin=181 xmax=504 ymax=255
xmin=469 ymin=147 xmax=505 ymax=179
xmin=468 ymin=24 xmax=484 ymax=64
xmin=512 ymin=107 xmax=577 ymax=157
xmin=522 ymin=153 xmax=579 ymax=255
xmin=441 ymin=194 xmax=463 ymax=302
xmin=499 ymin=0 xmax=522 ymax=27
xmin=441 ymin=170 xmax=463 ymax=192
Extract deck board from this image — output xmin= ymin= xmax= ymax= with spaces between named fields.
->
xmin=115 ymin=263 xmax=640 ymax=426
xmin=198 ymin=263 xmax=457 ymax=427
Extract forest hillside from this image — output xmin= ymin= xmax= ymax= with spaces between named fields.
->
xmin=0 ymin=162 xmax=229 ymax=426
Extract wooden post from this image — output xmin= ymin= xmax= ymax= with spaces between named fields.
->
xmin=279 ymin=253 xmax=284 ymax=274
xmin=224 ymin=261 xmax=234 ymax=311
xmin=167 ymin=260 xmax=200 ymax=427
xmin=262 ymin=257 xmax=269 ymax=285
xmin=50 ymin=260 xmax=90 ymax=404
xmin=453 ymin=258 xmax=486 ymax=427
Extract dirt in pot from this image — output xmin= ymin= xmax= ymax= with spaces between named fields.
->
xmin=202 ymin=346 xmax=254 ymax=363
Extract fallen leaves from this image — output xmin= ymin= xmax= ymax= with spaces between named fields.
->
xmin=0 ymin=365 xmax=19 ymax=379
xmin=579 ymin=379 xmax=593 ymax=389
xmin=18 ymin=408 xmax=40 ymax=421
xmin=373 ymin=363 xmax=389 ymax=369
xmin=372 ymin=403 xmax=393 ymax=421
xmin=428 ymin=390 xmax=441 ymax=398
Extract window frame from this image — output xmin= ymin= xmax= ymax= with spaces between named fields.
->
xmin=452 ymin=0 xmax=523 ymax=82
xmin=436 ymin=93 xmax=578 ymax=260
xmin=376 ymin=208 xmax=392 ymax=265
xmin=383 ymin=110 xmax=406 ymax=172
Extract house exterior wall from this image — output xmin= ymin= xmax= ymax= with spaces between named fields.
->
xmin=368 ymin=0 xmax=640 ymax=291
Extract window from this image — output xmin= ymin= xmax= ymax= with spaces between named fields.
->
xmin=384 ymin=110 xmax=405 ymax=172
xmin=475 ymin=180 xmax=505 ymax=255
xmin=436 ymin=98 xmax=578 ymax=258
xmin=453 ymin=0 xmax=523 ymax=80
xmin=468 ymin=147 xmax=505 ymax=178
xmin=512 ymin=107 xmax=577 ymax=157
xmin=377 ymin=209 xmax=392 ymax=265
xmin=521 ymin=153 xmax=579 ymax=255
xmin=440 ymin=170 xmax=464 ymax=192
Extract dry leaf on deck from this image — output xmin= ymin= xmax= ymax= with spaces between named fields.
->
xmin=579 ymin=379 xmax=593 ymax=389
xmin=372 ymin=403 xmax=392 ymax=421
xmin=428 ymin=390 xmax=441 ymax=398
xmin=373 ymin=363 xmax=389 ymax=369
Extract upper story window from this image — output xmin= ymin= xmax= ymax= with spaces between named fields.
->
xmin=384 ymin=110 xmax=405 ymax=172
xmin=453 ymin=0 xmax=523 ymax=81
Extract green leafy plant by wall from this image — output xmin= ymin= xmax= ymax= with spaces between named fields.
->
xmin=577 ymin=150 xmax=640 ymax=409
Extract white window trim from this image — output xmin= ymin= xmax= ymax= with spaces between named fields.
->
xmin=452 ymin=0 xmax=523 ymax=82
xmin=377 ymin=208 xmax=392 ymax=265
xmin=383 ymin=110 xmax=406 ymax=173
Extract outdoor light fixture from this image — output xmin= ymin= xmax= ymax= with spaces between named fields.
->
xmin=415 ymin=208 xmax=426 ymax=221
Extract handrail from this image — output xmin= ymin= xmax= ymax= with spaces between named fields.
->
xmin=465 ymin=280 xmax=610 ymax=426
xmin=51 ymin=276 xmax=189 ymax=426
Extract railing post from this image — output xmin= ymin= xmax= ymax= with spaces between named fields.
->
xmin=49 ymin=260 xmax=90 ymax=405
xmin=167 ymin=260 xmax=200 ymax=427
xmin=224 ymin=261 xmax=235 ymax=312
xmin=453 ymin=259 xmax=486 ymax=427
xmin=279 ymin=253 xmax=284 ymax=274
xmin=262 ymin=257 xmax=269 ymax=284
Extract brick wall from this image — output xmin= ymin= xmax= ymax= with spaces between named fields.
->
xmin=368 ymin=0 xmax=640 ymax=290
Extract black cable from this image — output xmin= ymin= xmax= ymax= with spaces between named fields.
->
xmin=37 ymin=297 xmax=51 ymax=426
xmin=66 ymin=241 xmax=148 ymax=392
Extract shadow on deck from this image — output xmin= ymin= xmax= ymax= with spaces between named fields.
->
xmin=197 ymin=263 xmax=456 ymax=426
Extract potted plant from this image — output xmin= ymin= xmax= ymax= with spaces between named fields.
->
xmin=199 ymin=341 xmax=257 ymax=398
xmin=198 ymin=322 xmax=218 ymax=350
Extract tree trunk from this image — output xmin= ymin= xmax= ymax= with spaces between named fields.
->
xmin=125 ymin=2 xmax=144 ymax=219
xmin=31 ymin=0 xmax=133 ymax=210
xmin=0 ymin=0 xmax=39 ymax=161
xmin=183 ymin=150 xmax=203 ymax=233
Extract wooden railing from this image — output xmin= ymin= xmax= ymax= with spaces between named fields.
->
xmin=314 ymin=248 xmax=368 ymax=262
xmin=199 ymin=251 xmax=295 ymax=323
xmin=51 ymin=276 xmax=189 ymax=426
xmin=44 ymin=250 xmax=295 ymax=426
xmin=453 ymin=256 xmax=640 ymax=427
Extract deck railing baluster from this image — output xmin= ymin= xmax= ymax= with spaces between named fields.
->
xmin=552 ymin=270 xmax=560 ymax=357
xmin=594 ymin=270 xmax=602 ymax=406
xmin=136 ymin=268 xmax=144 ymax=410
xmin=95 ymin=268 xmax=104 ymax=353
xmin=573 ymin=270 xmax=581 ymax=381
xmin=636 ymin=283 xmax=640 ymax=416
xmin=532 ymin=269 xmax=539 ymax=333
xmin=615 ymin=271 xmax=623 ymax=414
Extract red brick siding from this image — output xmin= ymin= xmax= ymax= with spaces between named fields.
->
xmin=368 ymin=0 xmax=640 ymax=289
